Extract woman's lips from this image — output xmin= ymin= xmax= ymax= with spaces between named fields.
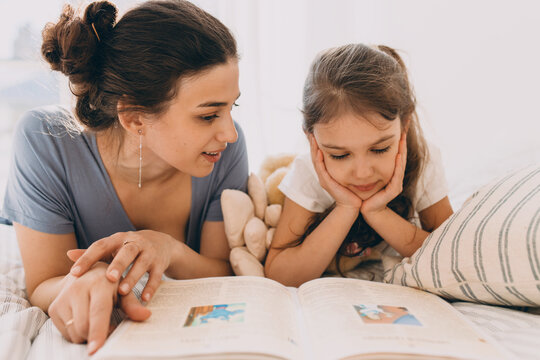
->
xmin=201 ymin=150 xmax=223 ymax=163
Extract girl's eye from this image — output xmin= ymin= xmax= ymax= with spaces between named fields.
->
xmin=330 ymin=153 xmax=349 ymax=160
xmin=372 ymin=146 xmax=390 ymax=155
xmin=233 ymin=102 xmax=239 ymax=107
xmin=201 ymin=114 xmax=220 ymax=122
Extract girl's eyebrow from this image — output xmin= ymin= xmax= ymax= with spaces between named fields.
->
xmin=371 ymin=134 xmax=395 ymax=146
xmin=197 ymin=93 xmax=241 ymax=108
xmin=321 ymin=134 xmax=395 ymax=150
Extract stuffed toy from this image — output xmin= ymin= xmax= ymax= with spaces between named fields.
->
xmin=221 ymin=153 xmax=295 ymax=277
xmin=221 ymin=153 xmax=381 ymax=277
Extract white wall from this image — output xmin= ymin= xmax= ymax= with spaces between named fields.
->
xmin=1 ymin=1 xmax=539 ymax=208
xmin=195 ymin=0 xmax=540 ymax=207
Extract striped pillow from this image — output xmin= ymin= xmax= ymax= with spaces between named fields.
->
xmin=384 ymin=165 xmax=540 ymax=306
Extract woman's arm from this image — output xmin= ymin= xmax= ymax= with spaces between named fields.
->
xmin=14 ymin=223 xmax=149 ymax=354
xmin=70 ymin=221 xmax=234 ymax=303
xmin=15 ymin=224 xmax=76 ymax=309
xmin=361 ymin=196 xmax=453 ymax=257
xmin=166 ymin=220 xmax=233 ymax=279
xmin=265 ymin=197 xmax=359 ymax=287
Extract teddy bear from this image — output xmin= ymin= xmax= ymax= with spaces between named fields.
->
xmin=221 ymin=153 xmax=381 ymax=277
xmin=220 ymin=153 xmax=295 ymax=277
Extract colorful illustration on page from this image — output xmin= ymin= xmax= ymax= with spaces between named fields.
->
xmin=354 ymin=304 xmax=421 ymax=326
xmin=184 ymin=303 xmax=246 ymax=327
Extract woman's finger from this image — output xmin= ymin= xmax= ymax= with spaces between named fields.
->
xmin=86 ymin=287 xmax=114 ymax=355
xmin=117 ymin=252 xmax=153 ymax=296
xmin=142 ymin=268 xmax=164 ymax=302
xmin=70 ymin=237 xmax=119 ymax=277
xmin=66 ymin=249 xmax=86 ymax=263
xmin=49 ymin=305 xmax=73 ymax=342
xmin=106 ymin=241 xmax=142 ymax=283
xmin=119 ymin=291 xmax=152 ymax=322
xmin=70 ymin=290 xmax=90 ymax=343
xmin=64 ymin=317 xmax=85 ymax=344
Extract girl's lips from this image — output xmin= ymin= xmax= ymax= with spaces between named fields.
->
xmin=353 ymin=182 xmax=377 ymax=192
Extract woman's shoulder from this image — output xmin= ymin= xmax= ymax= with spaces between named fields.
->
xmin=15 ymin=105 xmax=80 ymax=138
xmin=12 ymin=105 xmax=89 ymax=169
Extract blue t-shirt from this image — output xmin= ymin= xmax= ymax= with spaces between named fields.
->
xmin=1 ymin=106 xmax=248 ymax=252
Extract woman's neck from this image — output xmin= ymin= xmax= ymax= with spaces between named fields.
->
xmin=96 ymin=129 xmax=184 ymax=188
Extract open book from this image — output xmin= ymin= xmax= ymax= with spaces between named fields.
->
xmin=94 ymin=276 xmax=511 ymax=360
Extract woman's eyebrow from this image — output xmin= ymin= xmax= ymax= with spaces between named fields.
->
xmin=197 ymin=93 xmax=241 ymax=108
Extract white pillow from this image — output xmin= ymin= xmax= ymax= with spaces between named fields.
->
xmin=384 ymin=164 xmax=540 ymax=307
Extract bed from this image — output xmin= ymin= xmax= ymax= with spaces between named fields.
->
xmin=1 ymin=221 xmax=540 ymax=360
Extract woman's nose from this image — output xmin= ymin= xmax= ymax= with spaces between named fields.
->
xmin=217 ymin=115 xmax=238 ymax=144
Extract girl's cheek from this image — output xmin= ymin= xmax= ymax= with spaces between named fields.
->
xmin=326 ymin=162 xmax=348 ymax=185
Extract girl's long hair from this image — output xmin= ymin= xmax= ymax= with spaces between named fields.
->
xmin=296 ymin=44 xmax=428 ymax=275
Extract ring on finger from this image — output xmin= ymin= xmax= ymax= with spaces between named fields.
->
xmin=65 ymin=318 xmax=74 ymax=328
xmin=122 ymin=240 xmax=141 ymax=251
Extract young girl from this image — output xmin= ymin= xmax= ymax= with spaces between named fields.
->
xmin=265 ymin=44 xmax=454 ymax=287
xmin=0 ymin=0 xmax=246 ymax=353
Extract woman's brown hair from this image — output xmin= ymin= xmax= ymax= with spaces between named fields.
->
xmin=299 ymin=43 xmax=428 ymax=275
xmin=41 ymin=0 xmax=237 ymax=131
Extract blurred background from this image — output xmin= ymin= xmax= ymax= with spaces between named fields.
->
xmin=1 ymin=0 xmax=539 ymax=209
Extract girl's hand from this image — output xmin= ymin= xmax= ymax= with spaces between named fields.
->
xmin=48 ymin=263 xmax=151 ymax=355
xmin=361 ymin=132 xmax=407 ymax=216
xmin=68 ymin=230 xmax=177 ymax=302
xmin=309 ymin=134 xmax=363 ymax=210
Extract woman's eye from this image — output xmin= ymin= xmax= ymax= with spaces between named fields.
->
xmin=201 ymin=114 xmax=220 ymax=122
xmin=372 ymin=146 xmax=390 ymax=155
xmin=330 ymin=154 xmax=349 ymax=160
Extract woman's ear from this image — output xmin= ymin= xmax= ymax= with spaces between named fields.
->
xmin=117 ymin=98 xmax=144 ymax=135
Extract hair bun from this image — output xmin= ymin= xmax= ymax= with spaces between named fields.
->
xmin=83 ymin=1 xmax=118 ymax=42
xmin=41 ymin=1 xmax=117 ymax=84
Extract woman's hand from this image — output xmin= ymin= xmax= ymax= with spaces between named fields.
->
xmin=48 ymin=262 xmax=151 ymax=355
xmin=309 ymin=134 xmax=363 ymax=210
xmin=69 ymin=230 xmax=178 ymax=303
xmin=361 ymin=132 xmax=407 ymax=216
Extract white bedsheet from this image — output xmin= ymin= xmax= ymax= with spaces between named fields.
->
xmin=1 ymin=223 xmax=540 ymax=360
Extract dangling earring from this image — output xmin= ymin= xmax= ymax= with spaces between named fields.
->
xmin=138 ymin=129 xmax=143 ymax=189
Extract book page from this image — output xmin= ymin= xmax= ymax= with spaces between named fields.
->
xmin=95 ymin=276 xmax=304 ymax=360
xmin=297 ymin=278 xmax=509 ymax=360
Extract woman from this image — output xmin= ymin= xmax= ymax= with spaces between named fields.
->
xmin=1 ymin=0 xmax=247 ymax=354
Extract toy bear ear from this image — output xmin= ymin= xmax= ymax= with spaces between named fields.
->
xmin=248 ymin=173 xmax=267 ymax=219
xmin=221 ymin=189 xmax=254 ymax=248
xmin=258 ymin=153 xmax=297 ymax=184
xmin=265 ymin=167 xmax=289 ymax=205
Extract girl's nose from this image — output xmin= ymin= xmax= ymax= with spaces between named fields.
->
xmin=354 ymin=157 xmax=374 ymax=179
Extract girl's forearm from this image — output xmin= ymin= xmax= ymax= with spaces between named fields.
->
xmin=166 ymin=241 xmax=233 ymax=279
xmin=265 ymin=205 xmax=359 ymax=287
xmin=363 ymin=207 xmax=428 ymax=257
